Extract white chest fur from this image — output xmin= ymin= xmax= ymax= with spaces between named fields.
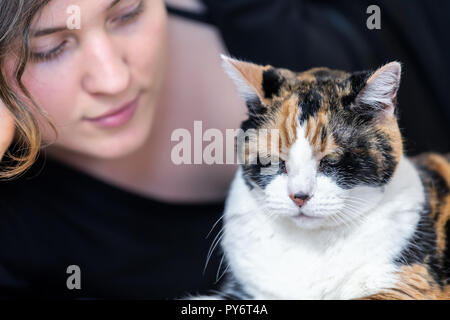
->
xmin=221 ymin=157 xmax=424 ymax=299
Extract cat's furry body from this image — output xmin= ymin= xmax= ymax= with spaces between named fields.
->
xmin=220 ymin=154 xmax=449 ymax=299
xmin=202 ymin=57 xmax=450 ymax=300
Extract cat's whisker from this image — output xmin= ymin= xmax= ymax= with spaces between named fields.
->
xmin=342 ymin=203 xmax=364 ymax=213
xmin=341 ymin=210 xmax=368 ymax=227
xmin=216 ymin=257 xmax=231 ymax=284
xmin=326 ymin=203 xmax=367 ymax=227
xmin=204 ymin=227 xmax=225 ymax=274
xmin=341 ymin=197 xmax=369 ymax=205
xmin=215 ymin=253 xmax=226 ymax=283
xmin=340 ymin=195 xmax=372 ymax=206
xmin=335 ymin=210 xmax=356 ymax=229
xmin=206 ymin=213 xmax=225 ymax=240
xmin=328 ymin=213 xmax=342 ymax=227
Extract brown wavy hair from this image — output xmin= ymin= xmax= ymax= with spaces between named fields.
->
xmin=0 ymin=0 xmax=57 ymax=179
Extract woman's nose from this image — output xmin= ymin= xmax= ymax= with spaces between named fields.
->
xmin=82 ymin=34 xmax=131 ymax=95
xmin=289 ymin=192 xmax=311 ymax=207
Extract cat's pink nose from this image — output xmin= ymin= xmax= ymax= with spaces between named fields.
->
xmin=289 ymin=193 xmax=310 ymax=207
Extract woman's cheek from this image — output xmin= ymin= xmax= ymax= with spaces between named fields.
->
xmin=22 ymin=64 xmax=80 ymax=132
xmin=132 ymin=3 xmax=168 ymax=87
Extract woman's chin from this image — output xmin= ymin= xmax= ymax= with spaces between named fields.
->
xmin=46 ymin=119 xmax=154 ymax=161
xmin=88 ymin=126 xmax=152 ymax=159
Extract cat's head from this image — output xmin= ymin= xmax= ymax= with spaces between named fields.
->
xmin=223 ymin=55 xmax=403 ymax=229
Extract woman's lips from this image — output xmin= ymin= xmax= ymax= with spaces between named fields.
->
xmin=84 ymin=95 xmax=140 ymax=128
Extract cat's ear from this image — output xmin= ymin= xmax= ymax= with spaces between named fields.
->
xmin=221 ymin=55 xmax=283 ymax=112
xmin=354 ymin=61 xmax=402 ymax=115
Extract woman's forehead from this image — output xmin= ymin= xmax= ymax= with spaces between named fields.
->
xmin=31 ymin=0 xmax=136 ymax=30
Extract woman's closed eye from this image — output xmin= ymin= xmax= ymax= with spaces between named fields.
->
xmin=31 ymin=40 xmax=69 ymax=63
xmin=30 ymin=0 xmax=145 ymax=63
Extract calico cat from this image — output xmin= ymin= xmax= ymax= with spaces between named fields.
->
xmin=205 ymin=56 xmax=450 ymax=300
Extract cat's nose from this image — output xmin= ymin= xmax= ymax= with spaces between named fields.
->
xmin=289 ymin=193 xmax=311 ymax=207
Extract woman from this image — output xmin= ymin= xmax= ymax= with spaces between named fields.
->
xmin=0 ymin=0 xmax=244 ymax=299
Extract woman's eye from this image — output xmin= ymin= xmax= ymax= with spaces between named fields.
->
xmin=111 ymin=1 xmax=144 ymax=25
xmin=31 ymin=40 xmax=68 ymax=63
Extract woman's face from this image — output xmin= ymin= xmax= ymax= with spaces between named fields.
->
xmin=11 ymin=0 xmax=167 ymax=159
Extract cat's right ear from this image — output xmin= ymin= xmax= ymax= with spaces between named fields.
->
xmin=221 ymin=55 xmax=282 ymax=114
xmin=353 ymin=62 xmax=402 ymax=115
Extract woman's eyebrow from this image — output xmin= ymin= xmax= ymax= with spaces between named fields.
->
xmin=32 ymin=26 xmax=66 ymax=38
xmin=31 ymin=0 xmax=123 ymax=38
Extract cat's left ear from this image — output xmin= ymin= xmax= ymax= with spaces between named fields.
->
xmin=354 ymin=61 xmax=402 ymax=115
xmin=221 ymin=55 xmax=284 ymax=112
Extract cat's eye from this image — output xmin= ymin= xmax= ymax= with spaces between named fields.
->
xmin=327 ymin=155 xmax=340 ymax=165
xmin=320 ymin=152 xmax=341 ymax=168
xmin=109 ymin=0 xmax=144 ymax=26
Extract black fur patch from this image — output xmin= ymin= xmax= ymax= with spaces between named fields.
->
xmin=262 ymin=69 xmax=283 ymax=99
xmin=247 ymin=97 xmax=267 ymax=115
xmin=319 ymin=129 xmax=396 ymax=189
xmin=416 ymin=165 xmax=450 ymax=226
xmin=394 ymin=193 xmax=444 ymax=286
xmin=241 ymin=97 xmax=268 ymax=131
xmin=445 ymin=220 xmax=450 ymax=279
xmin=299 ymin=89 xmax=322 ymax=123
xmin=428 ymin=167 xmax=450 ymax=199
xmin=341 ymin=71 xmax=370 ymax=107
xmin=375 ymin=132 xmax=397 ymax=184
xmin=320 ymin=127 xmax=327 ymax=144
xmin=414 ymin=163 xmax=450 ymax=282
xmin=221 ymin=274 xmax=252 ymax=299
xmin=242 ymin=158 xmax=283 ymax=190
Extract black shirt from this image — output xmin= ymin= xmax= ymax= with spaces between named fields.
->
xmin=0 ymin=153 xmax=225 ymax=299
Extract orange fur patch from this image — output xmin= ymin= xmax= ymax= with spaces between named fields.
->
xmin=267 ymin=95 xmax=300 ymax=160
xmin=361 ymin=264 xmax=450 ymax=300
